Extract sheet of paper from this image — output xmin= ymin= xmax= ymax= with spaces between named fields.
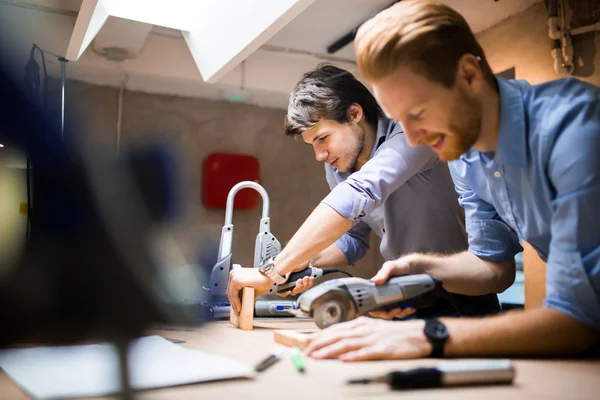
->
xmin=0 ymin=335 xmax=252 ymax=399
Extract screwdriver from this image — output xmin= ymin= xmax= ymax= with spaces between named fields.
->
xmin=347 ymin=360 xmax=514 ymax=390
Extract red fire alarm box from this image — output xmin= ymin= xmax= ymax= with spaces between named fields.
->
xmin=202 ymin=152 xmax=260 ymax=209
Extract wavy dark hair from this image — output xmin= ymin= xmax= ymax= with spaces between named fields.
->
xmin=284 ymin=64 xmax=383 ymax=137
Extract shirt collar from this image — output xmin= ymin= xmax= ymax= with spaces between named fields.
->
xmin=370 ymin=118 xmax=389 ymax=158
xmin=460 ymin=77 xmax=527 ymax=167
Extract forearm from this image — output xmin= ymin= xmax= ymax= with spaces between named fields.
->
xmin=275 ymin=203 xmax=352 ymax=276
xmin=411 ymin=251 xmax=515 ymax=295
xmin=310 ymin=244 xmax=350 ymax=269
xmin=442 ymin=307 xmax=600 ymax=357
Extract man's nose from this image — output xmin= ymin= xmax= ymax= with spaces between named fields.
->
xmin=403 ymin=123 xmax=426 ymax=147
xmin=315 ymin=148 xmax=328 ymax=162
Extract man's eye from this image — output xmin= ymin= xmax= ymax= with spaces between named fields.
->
xmin=318 ymin=136 xmax=327 ymax=143
xmin=410 ymin=110 xmax=425 ymax=120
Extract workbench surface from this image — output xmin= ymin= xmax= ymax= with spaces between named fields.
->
xmin=1 ymin=319 xmax=599 ymax=399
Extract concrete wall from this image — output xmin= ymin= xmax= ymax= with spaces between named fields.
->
xmin=48 ymin=78 xmax=383 ymax=282
xmin=477 ymin=2 xmax=600 ymax=85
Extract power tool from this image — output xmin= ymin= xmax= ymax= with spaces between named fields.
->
xmin=292 ymin=274 xmax=464 ymax=328
xmin=267 ymin=265 xmax=352 ymax=295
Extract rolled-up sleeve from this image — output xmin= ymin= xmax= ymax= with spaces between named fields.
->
xmin=449 ymin=163 xmax=522 ymax=262
xmin=544 ymin=102 xmax=600 ymax=328
xmin=322 ymin=133 xmax=434 ymax=221
xmin=334 ymin=221 xmax=371 ymax=266
xmin=324 ymin=163 xmax=370 ymax=265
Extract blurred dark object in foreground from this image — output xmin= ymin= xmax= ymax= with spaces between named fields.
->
xmin=0 ymin=58 xmax=199 ymax=349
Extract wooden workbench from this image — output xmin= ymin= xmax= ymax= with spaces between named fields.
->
xmin=1 ymin=319 xmax=599 ymax=399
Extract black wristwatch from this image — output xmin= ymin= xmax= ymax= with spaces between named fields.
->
xmin=424 ymin=318 xmax=449 ymax=358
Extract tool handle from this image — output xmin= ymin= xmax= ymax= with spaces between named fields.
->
xmin=276 ymin=267 xmax=323 ymax=292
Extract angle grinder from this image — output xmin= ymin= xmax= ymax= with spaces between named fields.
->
xmin=292 ymin=274 xmax=464 ymax=328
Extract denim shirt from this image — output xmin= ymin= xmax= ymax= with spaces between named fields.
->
xmin=449 ymin=77 xmax=600 ymax=328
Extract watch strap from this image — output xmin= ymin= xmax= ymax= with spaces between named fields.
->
xmin=424 ymin=318 xmax=448 ymax=358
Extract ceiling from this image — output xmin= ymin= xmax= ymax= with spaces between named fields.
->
xmin=9 ymin=0 xmax=544 ymax=60
xmin=1 ymin=0 xmax=545 ymax=108
xmin=268 ymin=0 xmax=544 ymax=60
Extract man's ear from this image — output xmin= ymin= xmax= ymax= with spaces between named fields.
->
xmin=456 ymin=53 xmax=483 ymax=94
xmin=347 ymin=103 xmax=364 ymax=124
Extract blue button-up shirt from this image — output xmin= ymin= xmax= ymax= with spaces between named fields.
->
xmin=322 ymin=118 xmax=469 ymax=264
xmin=449 ymin=77 xmax=600 ymax=328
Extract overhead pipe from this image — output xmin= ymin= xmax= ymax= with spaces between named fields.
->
xmin=547 ymin=0 xmax=562 ymax=40
xmin=570 ymin=21 xmax=600 ymax=36
xmin=547 ymin=0 xmax=574 ymax=76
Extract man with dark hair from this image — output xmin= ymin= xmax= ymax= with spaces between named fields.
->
xmin=303 ymin=0 xmax=600 ymax=361
xmin=227 ymin=64 xmax=504 ymax=320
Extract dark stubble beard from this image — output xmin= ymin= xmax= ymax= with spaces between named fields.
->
xmin=346 ymin=124 xmax=365 ymax=172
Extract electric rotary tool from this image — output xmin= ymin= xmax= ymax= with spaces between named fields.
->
xmin=268 ymin=266 xmax=352 ymax=294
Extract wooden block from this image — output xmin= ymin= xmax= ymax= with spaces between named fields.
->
xmin=273 ymin=329 xmax=316 ymax=350
xmin=230 ymin=286 xmax=255 ymax=330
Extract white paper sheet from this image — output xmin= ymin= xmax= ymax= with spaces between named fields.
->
xmin=0 ymin=335 xmax=253 ymax=399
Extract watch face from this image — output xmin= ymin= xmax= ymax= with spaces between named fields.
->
xmin=260 ymin=258 xmax=275 ymax=270
xmin=259 ymin=262 xmax=271 ymax=270
xmin=433 ymin=323 xmax=448 ymax=339
xmin=426 ymin=320 xmax=449 ymax=340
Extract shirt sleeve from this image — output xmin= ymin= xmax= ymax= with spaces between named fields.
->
xmin=543 ymin=99 xmax=600 ymax=329
xmin=448 ymin=162 xmax=522 ymax=262
xmin=321 ymin=132 xmax=435 ymax=221
xmin=324 ymin=163 xmax=371 ymax=265
xmin=334 ymin=221 xmax=371 ymax=266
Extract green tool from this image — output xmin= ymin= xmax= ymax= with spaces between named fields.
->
xmin=290 ymin=347 xmax=305 ymax=373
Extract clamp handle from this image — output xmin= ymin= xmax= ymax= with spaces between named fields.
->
xmin=208 ymin=181 xmax=275 ymax=298
xmin=224 ymin=181 xmax=269 ymax=226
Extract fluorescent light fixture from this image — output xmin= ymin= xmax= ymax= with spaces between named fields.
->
xmin=67 ymin=0 xmax=315 ymax=82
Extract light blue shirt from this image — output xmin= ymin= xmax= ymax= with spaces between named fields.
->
xmin=322 ymin=118 xmax=469 ymax=264
xmin=449 ymin=77 xmax=600 ymax=328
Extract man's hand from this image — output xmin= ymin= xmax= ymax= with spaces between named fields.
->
xmin=369 ymin=307 xmax=416 ymax=320
xmin=276 ymin=261 xmax=316 ymax=297
xmin=304 ymin=317 xmax=432 ymax=361
xmin=371 ymin=254 xmax=419 ymax=284
xmin=276 ymin=275 xmax=316 ymax=297
xmin=368 ymin=254 xmax=418 ymax=319
xmin=227 ymin=265 xmax=273 ymax=316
